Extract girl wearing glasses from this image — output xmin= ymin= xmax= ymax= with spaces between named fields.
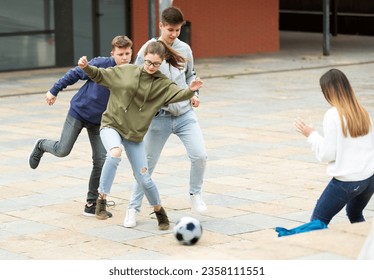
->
xmin=78 ymin=40 xmax=203 ymax=230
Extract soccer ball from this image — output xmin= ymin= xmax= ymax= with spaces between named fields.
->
xmin=173 ymin=216 xmax=203 ymax=245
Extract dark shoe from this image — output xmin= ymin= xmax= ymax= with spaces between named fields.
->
xmin=83 ymin=202 xmax=112 ymax=218
xmin=152 ymin=207 xmax=170 ymax=230
xmin=95 ymin=196 xmax=110 ymax=220
xmin=29 ymin=139 xmax=45 ymax=169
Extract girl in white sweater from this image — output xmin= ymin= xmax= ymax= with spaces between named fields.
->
xmin=295 ymin=68 xmax=374 ymax=226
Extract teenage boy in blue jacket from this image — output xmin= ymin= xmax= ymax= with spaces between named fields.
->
xmin=29 ymin=35 xmax=133 ymax=217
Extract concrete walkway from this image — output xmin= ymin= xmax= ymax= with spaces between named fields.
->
xmin=0 ymin=32 xmax=374 ymax=262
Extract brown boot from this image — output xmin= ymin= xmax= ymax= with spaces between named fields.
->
xmin=95 ymin=196 xmax=110 ymax=220
xmin=153 ymin=207 xmax=170 ymax=230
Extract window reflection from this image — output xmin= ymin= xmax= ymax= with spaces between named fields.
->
xmin=0 ymin=0 xmax=55 ymax=71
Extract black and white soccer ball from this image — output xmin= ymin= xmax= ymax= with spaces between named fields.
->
xmin=173 ymin=216 xmax=203 ymax=245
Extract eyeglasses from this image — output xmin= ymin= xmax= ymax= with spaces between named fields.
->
xmin=144 ymin=60 xmax=162 ymax=67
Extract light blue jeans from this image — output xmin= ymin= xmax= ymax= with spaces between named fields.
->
xmin=128 ymin=109 xmax=207 ymax=212
xmin=99 ymin=127 xmax=161 ymax=206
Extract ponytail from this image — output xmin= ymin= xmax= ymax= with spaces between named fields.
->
xmin=144 ymin=40 xmax=185 ymax=69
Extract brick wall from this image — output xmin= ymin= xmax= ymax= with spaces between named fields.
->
xmin=131 ymin=0 xmax=279 ymax=58
xmin=131 ymin=0 xmax=149 ymax=55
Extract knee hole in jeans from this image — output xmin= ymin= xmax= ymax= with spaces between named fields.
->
xmin=109 ymin=147 xmax=122 ymax=158
xmin=140 ymin=167 xmax=147 ymax=174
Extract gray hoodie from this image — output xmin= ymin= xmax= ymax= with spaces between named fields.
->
xmin=134 ymin=38 xmax=197 ymax=116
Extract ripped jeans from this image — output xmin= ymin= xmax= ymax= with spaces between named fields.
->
xmin=128 ymin=109 xmax=207 ymax=212
xmin=99 ymin=127 xmax=161 ymax=206
xmin=311 ymin=174 xmax=374 ymax=225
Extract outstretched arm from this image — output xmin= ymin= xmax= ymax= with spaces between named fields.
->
xmin=48 ymin=60 xmax=90 ymax=105
xmin=77 ymin=56 xmax=113 ymax=88
xmin=165 ymin=78 xmax=204 ymax=105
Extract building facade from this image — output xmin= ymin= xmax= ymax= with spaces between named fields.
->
xmin=1 ymin=0 xmax=373 ymax=72
xmin=132 ymin=0 xmax=279 ymax=59
xmin=0 ymin=0 xmax=279 ymax=72
xmin=0 ymin=0 xmax=132 ymax=71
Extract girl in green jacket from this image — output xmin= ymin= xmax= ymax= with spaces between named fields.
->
xmin=78 ymin=40 xmax=203 ymax=230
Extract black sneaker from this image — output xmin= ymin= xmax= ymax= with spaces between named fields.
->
xmin=151 ymin=207 xmax=170 ymax=230
xmin=83 ymin=202 xmax=113 ymax=218
xmin=29 ymin=139 xmax=45 ymax=169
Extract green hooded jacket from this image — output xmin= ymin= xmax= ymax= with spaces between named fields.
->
xmin=83 ymin=64 xmax=195 ymax=142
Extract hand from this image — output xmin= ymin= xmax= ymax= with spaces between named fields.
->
xmin=45 ymin=91 xmax=56 ymax=106
xmin=189 ymin=77 xmax=203 ymax=92
xmin=294 ymin=117 xmax=314 ymax=137
xmin=78 ymin=56 xmax=88 ymax=69
xmin=190 ymin=95 xmax=200 ymax=108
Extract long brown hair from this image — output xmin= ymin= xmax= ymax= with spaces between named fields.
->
xmin=319 ymin=68 xmax=370 ymax=137
xmin=144 ymin=40 xmax=185 ymax=70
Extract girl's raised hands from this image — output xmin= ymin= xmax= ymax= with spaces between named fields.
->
xmin=294 ymin=117 xmax=314 ymax=137
xmin=189 ymin=77 xmax=203 ymax=92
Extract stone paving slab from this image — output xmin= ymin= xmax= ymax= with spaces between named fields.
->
xmin=0 ymin=32 xmax=374 ymax=263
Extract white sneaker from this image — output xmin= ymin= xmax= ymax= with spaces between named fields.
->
xmin=124 ymin=208 xmax=137 ymax=227
xmin=190 ymin=193 xmax=207 ymax=212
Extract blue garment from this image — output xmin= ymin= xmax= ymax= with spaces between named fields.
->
xmin=275 ymin=219 xmax=327 ymax=237
xmin=99 ymin=127 xmax=161 ymax=206
xmin=50 ymin=56 xmax=116 ymax=125
xmin=128 ymin=109 xmax=207 ymax=212
xmin=311 ymin=175 xmax=374 ymax=225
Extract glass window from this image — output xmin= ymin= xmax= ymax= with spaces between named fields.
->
xmin=99 ymin=0 xmax=127 ymax=56
xmin=0 ymin=0 xmax=55 ymax=71
xmin=73 ymin=0 xmax=93 ymax=61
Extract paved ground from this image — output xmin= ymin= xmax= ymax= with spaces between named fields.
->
xmin=1 ymin=31 xmax=374 ymax=263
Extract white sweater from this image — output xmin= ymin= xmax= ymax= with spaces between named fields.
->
xmin=307 ymin=107 xmax=374 ymax=181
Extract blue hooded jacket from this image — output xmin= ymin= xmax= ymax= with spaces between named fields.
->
xmin=49 ymin=56 xmax=116 ymax=125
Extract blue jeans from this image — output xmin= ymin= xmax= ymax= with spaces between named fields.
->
xmin=40 ymin=114 xmax=106 ymax=204
xmin=99 ymin=127 xmax=161 ymax=206
xmin=128 ymin=109 xmax=207 ymax=212
xmin=311 ymin=174 xmax=374 ymax=225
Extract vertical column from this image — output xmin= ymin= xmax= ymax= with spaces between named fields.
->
xmin=54 ymin=0 xmax=74 ymax=66
xmin=92 ymin=0 xmax=100 ymax=56
xmin=331 ymin=0 xmax=338 ymax=36
xmin=148 ymin=0 xmax=156 ymax=39
xmin=323 ymin=0 xmax=330 ymax=56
